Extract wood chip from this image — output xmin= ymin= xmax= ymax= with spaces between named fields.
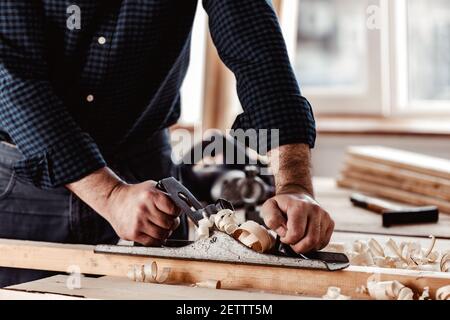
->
xmin=345 ymin=237 xmax=443 ymax=271
xmin=196 ymin=280 xmax=222 ymax=289
xmin=233 ymin=221 xmax=275 ymax=253
xmin=367 ymin=276 xmax=414 ymax=300
xmin=440 ymin=252 xmax=450 ymax=272
xmin=127 ymin=262 xmax=170 ymax=284
xmin=419 ymin=287 xmax=430 ymax=300
xmin=322 ymin=287 xmax=351 ymax=300
xmin=436 ymin=285 xmax=450 ymax=300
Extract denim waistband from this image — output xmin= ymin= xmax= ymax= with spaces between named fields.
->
xmin=0 ymin=142 xmax=23 ymax=165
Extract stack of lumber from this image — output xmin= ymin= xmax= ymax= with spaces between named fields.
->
xmin=337 ymin=146 xmax=450 ymax=214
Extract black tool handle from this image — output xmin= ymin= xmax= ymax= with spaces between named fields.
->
xmin=383 ymin=207 xmax=439 ymax=227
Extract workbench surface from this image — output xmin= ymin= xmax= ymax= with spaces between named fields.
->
xmin=2 ymin=178 xmax=449 ymax=300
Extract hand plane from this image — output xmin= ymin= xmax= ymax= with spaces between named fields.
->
xmin=95 ymin=177 xmax=350 ymax=271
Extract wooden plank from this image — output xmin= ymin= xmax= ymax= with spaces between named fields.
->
xmin=347 ymin=146 xmax=450 ymax=180
xmin=0 ymin=239 xmax=449 ymax=299
xmin=343 ymin=158 xmax=450 ymax=201
xmin=314 ymin=178 xmax=450 ymax=238
xmin=8 ymin=275 xmax=306 ymax=300
xmin=0 ymin=289 xmax=84 ymax=300
xmin=337 ymin=177 xmax=450 ymax=214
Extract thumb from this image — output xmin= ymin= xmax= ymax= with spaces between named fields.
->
xmin=261 ymin=198 xmax=287 ymax=237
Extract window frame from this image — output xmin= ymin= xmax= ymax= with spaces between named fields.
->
xmin=279 ymin=0 xmax=450 ymax=117
xmin=389 ymin=0 xmax=450 ymax=116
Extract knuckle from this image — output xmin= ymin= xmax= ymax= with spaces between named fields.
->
xmin=140 ymin=190 xmax=153 ymax=202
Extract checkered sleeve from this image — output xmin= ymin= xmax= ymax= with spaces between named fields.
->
xmin=0 ymin=1 xmax=106 ymax=189
xmin=203 ymin=0 xmax=316 ymax=150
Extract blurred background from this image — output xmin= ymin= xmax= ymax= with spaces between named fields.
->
xmin=177 ymin=0 xmax=450 ymax=177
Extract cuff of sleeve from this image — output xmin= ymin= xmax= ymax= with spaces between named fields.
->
xmin=14 ymin=133 xmax=106 ymax=189
xmin=231 ymin=97 xmax=317 ymax=152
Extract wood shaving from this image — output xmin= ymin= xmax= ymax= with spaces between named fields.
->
xmin=195 ymin=208 xmax=275 ymax=254
xmin=196 ymin=280 xmax=221 ymax=289
xmin=127 ymin=262 xmax=170 ymax=284
xmin=440 ymin=251 xmax=450 ymax=272
xmin=328 ymin=236 xmax=443 ymax=271
xmin=195 ymin=209 xmax=239 ymax=240
xmin=196 ymin=216 xmax=214 ymax=240
xmin=436 ymin=285 xmax=450 ymax=300
xmin=367 ymin=276 xmax=414 ymax=300
xmin=419 ymin=287 xmax=430 ymax=300
xmin=322 ymin=287 xmax=351 ymax=300
xmin=214 ymin=209 xmax=239 ymax=234
xmin=233 ymin=220 xmax=275 ymax=253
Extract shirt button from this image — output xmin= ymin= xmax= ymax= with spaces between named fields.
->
xmin=86 ymin=94 xmax=95 ymax=103
xmin=98 ymin=36 xmax=107 ymax=45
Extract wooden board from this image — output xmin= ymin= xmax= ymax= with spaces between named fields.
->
xmin=0 ymin=239 xmax=449 ymax=299
xmin=347 ymin=146 xmax=450 ymax=180
xmin=6 ymin=275 xmax=306 ymax=300
xmin=337 ymin=177 xmax=450 ymax=214
xmin=313 ymin=178 xmax=450 ymax=239
xmin=0 ymin=289 xmax=85 ymax=300
xmin=343 ymin=158 xmax=450 ymax=201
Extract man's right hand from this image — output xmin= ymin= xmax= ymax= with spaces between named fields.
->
xmin=66 ymin=167 xmax=180 ymax=246
xmin=105 ymin=181 xmax=180 ymax=246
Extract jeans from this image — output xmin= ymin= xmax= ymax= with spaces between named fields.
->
xmin=0 ymin=130 xmax=187 ymax=287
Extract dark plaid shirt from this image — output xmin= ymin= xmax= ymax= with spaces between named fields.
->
xmin=0 ymin=0 xmax=316 ymax=189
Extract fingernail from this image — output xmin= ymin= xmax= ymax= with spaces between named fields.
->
xmin=276 ymin=226 xmax=287 ymax=237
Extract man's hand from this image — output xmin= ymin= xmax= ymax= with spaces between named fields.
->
xmin=105 ymin=181 xmax=180 ymax=246
xmin=263 ymin=143 xmax=335 ymax=253
xmin=67 ymin=168 xmax=180 ymax=246
xmin=261 ymin=191 xmax=334 ymax=253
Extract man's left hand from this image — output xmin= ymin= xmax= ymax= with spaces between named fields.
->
xmin=261 ymin=191 xmax=334 ymax=253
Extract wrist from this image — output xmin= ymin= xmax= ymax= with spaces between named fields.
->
xmin=276 ymin=183 xmax=314 ymax=197
xmin=66 ymin=167 xmax=127 ymax=220
xmin=101 ymin=179 xmax=128 ymax=220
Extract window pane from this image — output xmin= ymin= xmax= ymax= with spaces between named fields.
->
xmin=295 ymin=0 xmax=367 ymax=89
xmin=407 ymin=0 xmax=450 ymax=101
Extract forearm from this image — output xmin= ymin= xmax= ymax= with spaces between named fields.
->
xmin=268 ymin=143 xmax=314 ymax=197
xmin=66 ymin=167 xmax=125 ymax=220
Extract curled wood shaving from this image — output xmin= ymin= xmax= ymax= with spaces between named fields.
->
xmin=424 ymin=235 xmax=436 ymax=258
xmin=196 ymin=209 xmax=239 ymax=240
xmin=367 ymin=276 xmax=414 ymax=300
xmin=440 ymin=251 xmax=450 ymax=272
xmin=322 ymin=287 xmax=351 ymax=300
xmin=338 ymin=237 xmax=443 ymax=271
xmin=233 ymin=220 xmax=275 ymax=253
xmin=195 ymin=209 xmax=275 ymax=254
xmin=127 ymin=262 xmax=170 ymax=284
xmin=196 ymin=280 xmax=222 ymax=289
xmin=436 ymin=285 xmax=450 ymax=300
xmin=214 ymin=209 xmax=239 ymax=234
xmin=368 ymin=239 xmax=385 ymax=257
xmin=196 ymin=216 xmax=214 ymax=240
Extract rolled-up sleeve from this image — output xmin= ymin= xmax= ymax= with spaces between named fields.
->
xmin=203 ymin=0 xmax=316 ymax=150
xmin=0 ymin=1 xmax=106 ymax=189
